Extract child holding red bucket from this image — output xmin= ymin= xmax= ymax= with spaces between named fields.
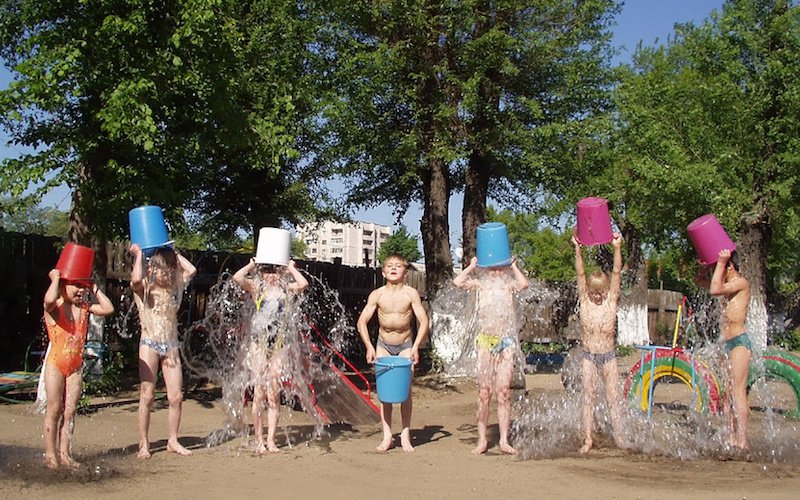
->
xmin=130 ymin=243 xmax=196 ymax=459
xmin=357 ymin=254 xmax=429 ymax=452
xmin=572 ymin=230 xmax=627 ymax=454
xmin=232 ymin=256 xmax=308 ymax=454
xmin=43 ymin=243 xmax=114 ymax=468
xmin=453 ymin=223 xmax=528 ymax=455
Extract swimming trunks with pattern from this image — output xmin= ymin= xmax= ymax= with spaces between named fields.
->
xmin=581 ymin=349 xmax=616 ymax=367
xmin=377 ymin=337 xmax=413 ymax=356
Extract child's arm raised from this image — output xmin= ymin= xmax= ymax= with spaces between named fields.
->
xmin=176 ymin=249 xmax=197 ymax=282
xmin=609 ymin=232 xmax=623 ymax=302
xmin=88 ymin=284 xmax=115 ymax=317
xmin=44 ymin=269 xmax=61 ymax=313
xmin=453 ymin=256 xmax=479 ymax=289
xmin=510 ymin=257 xmax=529 ymax=291
xmin=286 ymin=260 xmax=309 ymax=293
xmin=232 ymin=258 xmax=257 ymax=293
xmin=129 ymin=244 xmax=145 ymax=296
xmin=572 ymin=233 xmax=587 ymax=296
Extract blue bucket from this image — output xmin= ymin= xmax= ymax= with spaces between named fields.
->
xmin=375 ymin=356 xmax=413 ymax=403
xmin=129 ymin=205 xmax=173 ymax=257
xmin=476 ymin=222 xmax=512 ymax=267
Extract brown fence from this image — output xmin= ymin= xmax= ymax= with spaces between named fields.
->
xmin=0 ymin=231 xmax=426 ymax=371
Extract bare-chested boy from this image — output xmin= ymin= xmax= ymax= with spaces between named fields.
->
xmin=706 ymin=248 xmax=751 ymax=449
xmin=572 ymin=231 xmax=626 ymax=454
xmin=357 ymin=254 xmax=429 ymax=452
xmin=453 ymin=255 xmax=528 ymax=455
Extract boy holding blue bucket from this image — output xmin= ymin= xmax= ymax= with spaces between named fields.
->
xmin=357 ymin=254 xmax=429 ymax=452
xmin=453 ymin=223 xmax=528 ymax=455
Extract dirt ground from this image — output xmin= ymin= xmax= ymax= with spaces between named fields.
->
xmin=1 ymin=364 xmax=799 ymax=500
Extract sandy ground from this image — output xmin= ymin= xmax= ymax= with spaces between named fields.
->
xmin=2 ymin=364 xmax=799 ymax=500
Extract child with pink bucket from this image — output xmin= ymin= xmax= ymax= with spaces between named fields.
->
xmin=232 ymin=227 xmax=308 ymax=454
xmin=129 ymin=206 xmax=197 ymax=458
xmin=43 ymin=243 xmax=114 ymax=468
xmin=453 ymin=222 xmax=528 ymax=455
xmin=572 ymin=198 xmax=628 ymax=454
xmin=689 ymin=214 xmax=751 ymax=450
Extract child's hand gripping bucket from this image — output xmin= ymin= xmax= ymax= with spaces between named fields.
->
xmin=375 ymin=356 xmax=413 ymax=403
xmin=129 ymin=205 xmax=174 ymax=257
xmin=476 ymin=222 xmax=512 ymax=268
xmin=687 ymin=214 xmax=736 ymax=266
xmin=576 ymin=197 xmax=614 ymax=246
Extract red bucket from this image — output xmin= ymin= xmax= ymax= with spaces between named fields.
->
xmin=55 ymin=243 xmax=95 ymax=287
xmin=687 ymin=214 xmax=736 ymax=266
xmin=576 ymin=197 xmax=613 ymax=246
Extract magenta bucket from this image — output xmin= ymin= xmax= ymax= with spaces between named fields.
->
xmin=476 ymin=222 xmax=512 ymax=268
xmin=129 ymin=205 xmax=173 ymax=257
xmin=576 ymin=197 xmax=613 ymax=246
xmin=687 ymin=214 xmax=736 ymax=266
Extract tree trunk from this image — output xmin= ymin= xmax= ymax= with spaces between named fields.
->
xmin=420 ymin=156 xmax=453 ymax=294
xmin=738 ymin=213 xmax=770 ymax=354
xmin=462 ymin=151 xmax=491 ymax=263
xmin=616 ymin=225 xmax=649 ymax=346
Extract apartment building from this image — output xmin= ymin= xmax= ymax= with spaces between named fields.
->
xmin=296 ymin=221 xmax=392 ymax=267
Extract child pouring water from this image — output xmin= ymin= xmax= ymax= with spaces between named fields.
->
xmin=453 ymin=223 xmax=528 ymax=455
xmin=232 ymin=256 xmax=308 ymax=453
xmin=43 ymin=243 xmax=114 ymax=468
xmin=130 ymin=244 xmax=196 ymax=458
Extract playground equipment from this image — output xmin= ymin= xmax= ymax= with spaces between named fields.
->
xmin=625 ymin=295 xmax=800 ymax=418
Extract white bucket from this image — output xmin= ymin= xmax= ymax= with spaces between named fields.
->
xmin=254 ymin=227 xmax=291 ymax=265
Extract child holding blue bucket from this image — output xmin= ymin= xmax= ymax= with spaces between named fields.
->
xmin=130 ymin=240 xmax=196 ymax=459
xmin=453 ymin=223 xmax=528 ymax=455
xmin=357 ymin=254 xmax=429 ymax=452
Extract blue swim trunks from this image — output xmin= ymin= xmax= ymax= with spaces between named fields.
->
xmin=724 ymin=332 xmax=752 ymax=353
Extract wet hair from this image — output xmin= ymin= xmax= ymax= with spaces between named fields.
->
xmin=383 ymin=254 xmax=408 ymax=269
xmin=257 ymin=264 xmax=279 ymax=274
xmin=587 ymin=270 xmax=609 ymax=295
xmin=727 ymin=251 xmax=740 ymax=272
xmin=150 ymin=247 xmax=177 ymax=271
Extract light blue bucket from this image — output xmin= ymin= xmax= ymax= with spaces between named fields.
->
xmin=129 ymin=205 xmax=173 ymax=257
xmin=476 ymin=222 xmax=512 ymax=267
xmin=375 ymin=356 xmax=413 ymax=403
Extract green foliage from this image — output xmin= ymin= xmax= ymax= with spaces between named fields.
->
xmin=378 ymin=226 xmax=422 ymax=264
xmin=615 ymin=345 xmax=635 ymax=357
xmin=79 ymin=351 xmax=125 ymax=413
xmin=291 ymin=237 xmax=307 ymax=260
xmin=0 ymin=198 xmax=69 ymax=237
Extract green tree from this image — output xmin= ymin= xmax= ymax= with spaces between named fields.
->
xmin=378 ymin=226 xmax=422 ymax=265
xmin=0 ymin=198 xmax=69 ymax=237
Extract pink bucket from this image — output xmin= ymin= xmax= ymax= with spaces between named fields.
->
xmin=687 ymin=214 xmax=736 ymax=266
xmin=576 ymin=197 xmax=613 ymax=246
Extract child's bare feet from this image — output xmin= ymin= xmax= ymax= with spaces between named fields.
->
xmin=167 ymin=439 xmax=192 ymax=456
xmin=471 ymin=441 xmax=488 ymax=455
xmin=44 ymin=455 xmax=59 ymax=469
xmin=137 ymin=443 xmax=152 ymax=460
xmin=266 ymin=441 xmax=280 ymax=453
xmin=499 ymin=442 xmax=517 ymax=455
xmin=400 ymin=429 xmax=414 ymax=452
xmin=60 ymin=454 xmax=81 ymax=469
xmin=579 ymin=438 xmax=593 ymax=454
xmin=376 ymin=435 xmax=394 ymax=452
xmin=254 ymin=441 xmax=267 ymax=455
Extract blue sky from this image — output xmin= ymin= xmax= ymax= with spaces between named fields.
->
xmin=1 ymin=0 xmax=726 ymax=250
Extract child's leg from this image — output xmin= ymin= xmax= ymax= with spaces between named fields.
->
xmin=43 ymin=364 xmax=65 ymax=468
xmin=601 ymin=358 xmax=627 ymax=449
xmin=264 ymin=354 xmax=283 ymax=453
xmin=59 ymin=371 xmax=83 ymax=467
xmin=399 ymin=348 xmax=414 ymax=452
xmin=494 ymin=349 xmax=516 ymax=455
xmin=472 ymin=348 xmax=493 ymax=455
xmin=375 ymin=343 xmax=394 ymax=452
xmin=137 ymin=345 xmax=159 ymax=459
xmin=162 ymin=350 xmax=191 ymax=456
xmin=252 ymin=382 xmax=266 ymax=453
xmin=580 ymin=357 xmax=598 ymax=453
xmin=729 ymin=347 xmax=752 ymax=449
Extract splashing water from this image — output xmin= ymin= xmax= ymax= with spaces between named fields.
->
xmin=182 ymin=271 xmax=363 ymax=450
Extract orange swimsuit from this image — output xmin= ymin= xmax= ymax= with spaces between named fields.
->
xmin=45 ymin=305 xmax=88 ymax=377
